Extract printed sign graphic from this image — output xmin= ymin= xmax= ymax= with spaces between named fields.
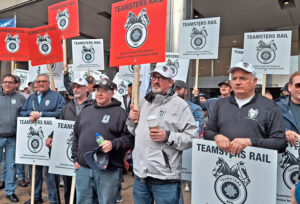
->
xmin=0 ymin=28 xmax=29 ymax=61
xmin=110 ymin=0 xmax=167 ymax=66
xmin=243 ymin=31 xmax=291 ymax=75
xmin=192 ymin=139 xmax=277 ymax=204
xmin=48 ymin=0 xmax=79 ymax=39
xmin=14 ymin=69 xmax=29 ymax=90
xmin=28 ymin=24 xmax=63 ymax=66
xmin=179 ymin=17 xmax=220 ymax=59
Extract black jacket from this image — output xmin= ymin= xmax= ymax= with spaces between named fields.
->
xmin=204 ymin=94 xmax=287 ymax=152
xmin=72 ymin=98 xmax=134 ymax=169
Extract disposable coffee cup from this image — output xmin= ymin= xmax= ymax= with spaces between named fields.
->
xmin=147 ymin=115 xmax=159 ymax=130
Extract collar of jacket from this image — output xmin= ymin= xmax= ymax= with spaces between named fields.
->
xmin=145 ymin=84 xmax=176 ymax=103
xmin=228 ymin=93 xmax=258 ymax=107
xmin=35 ymin=88 xmax=50 ymax=97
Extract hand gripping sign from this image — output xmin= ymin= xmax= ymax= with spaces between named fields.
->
xmin=0 ymin=28 xmax=29 ymax=61
xmin=28 ymin=24 xmax=63 ymax=66
xmin=110 ymin=0 xmax=167 ymax=66
xmin=48 ymin=0 xmax=79 ymax=39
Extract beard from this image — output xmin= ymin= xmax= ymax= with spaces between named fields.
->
xmin=177 ymin=92 xmax=185 ymax=100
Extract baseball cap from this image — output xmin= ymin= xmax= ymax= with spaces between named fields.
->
xmin=151 ymin=64 xmax=173 ymax=79
xmin=84 ymin=147 xmax=109 ymax=171
xmin=199 ymin=92 xmax=206 ymax=98
xmin=218 ymin=80 xmax=231 ymax=87
xmin=128 ymin=82 xmax=133 ymax=87
xmin=99 ymin=73 xmax=109 ymax=80
xmin=281 ymin=83 xmax=289 ymax=92
xmin=174 ymin=80 xmax=187 ymax=89
xmin=93 ymin=78 xmax=114 ymax=91
xmin=85 ymin=76 xmax=95 ymax=84
xmin=228 ymin=61 xmax=256 ymax=76
xmin=72 ymin=77 xmax=88 ymax=86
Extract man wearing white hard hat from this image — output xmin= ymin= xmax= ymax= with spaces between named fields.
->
xmin=204 ymin=61 xmax=286 ymax=154
xmin=128 ymin=65 xmax=198 ymax=204
xmin=46 ymin=77 xmax=92 ymax=204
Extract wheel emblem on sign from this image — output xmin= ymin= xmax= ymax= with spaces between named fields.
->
xmin=56 ymin=8 xmax=70 ymax=31
xmin=19 ymin=73 xmax=27 ymax=85
xmin=27 ymin=126 xmax=44 ymax=153
xmin=213 ymin=158 xmax=250 ymax=204
xmin=256 ymin=40 xmax=277 ymax=64
xmin=36 ymin=33 xmax=52 ymax=55
xmin=190 ymin=27 xmax=208 ymax=50
xmin=164 ymin=59 xmax=179 ymax=78
xmin=66 ymin=132 xmax=73 ymax=162
xmin=279 ymin=150 xmax=299 ymax=189
xmin=5 ymin=34 xmax=20 ymax=53
xmin=118 ymin=81 xmax=126 ymax=95
xmin=124 ymin=8 xmax=150 ymax=49
xmin=82 ymin=45 xmax=95 ymax=63
xmin=128 ymin=65 xmax=134 ymax=73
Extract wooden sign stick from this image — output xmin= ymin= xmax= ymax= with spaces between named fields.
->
xmin=133 ymin=64 xmax=140 ymax=123
xmin=69 ymin=176 xmax=76 ymax=204
xmin=262 ymin=74 xmax=267 ymax=96
xmin=30 ymin=165 xmax=36 ymax=204
xmin=194 ymin=59 xmax=199 ymax=89
xmin=48 ymin=64 xmax=56 ymax=90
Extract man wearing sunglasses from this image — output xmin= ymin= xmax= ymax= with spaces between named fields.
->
xmin=276 ymin=72 xmax=300 ymax=146
xmin=128 ymin=65 xmax=198 ymax=204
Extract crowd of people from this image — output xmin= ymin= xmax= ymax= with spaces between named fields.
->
xmin=0 ymin=61 xmax=299 ymax=204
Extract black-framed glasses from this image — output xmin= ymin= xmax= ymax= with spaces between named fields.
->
xmin=36 ymin=80 xmax=49 ymax=83
xmin=151 ymin=76 xmax=167 ymax=82
xmin=2 ymin=81 xmax=14 ymax=84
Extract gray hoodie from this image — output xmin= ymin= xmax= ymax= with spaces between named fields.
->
xmin=0 ymin=90 xmax=26 ymax=137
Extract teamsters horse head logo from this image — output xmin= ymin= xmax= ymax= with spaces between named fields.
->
xmin=5 ymin=34 xmax=20 ymax=53
xmin=56 ymin=8 xmax=70 ymax=31
xmin=164 ymin=59 xmax=179 ymax=78
xmin=256 ymin=40 xmax=277 ymax=64
xmin=118 ymin=81 xmax=127 ymax=95
xmin=124 ymin=8 xmax=150 ymax=48
xmin=190 ymin=27 xmax=208 ymax=50
xmin=82 ymin=45 xmax=95 ymax=63
xmin=36 ymin=33 xmax=52 ymax=55
xmin=279 ymin=150 xmax=299 ymax=189
xmin=27 ymin=126 xmax=45 ymax=153
xmin=66 ymin=132 xmax=73 ymax=162
xmin=212 ymin=157 xmax=250 ymax=204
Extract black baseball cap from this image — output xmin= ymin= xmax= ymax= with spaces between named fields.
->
xmin=85 ymin=76 xmax=95 ymax=84
xmin=14 ymin=75 xmax=21 ymax=83
xmin=84 ymin=147 xmax=109 ymax=171
xmin=174 ymin=80 xmax=187 ymax=89
xmin=218 ymin=80 xmax=231 ymax=87
xmin=93 ymin=78 xmax=114 ymax=91
xmin=281 ymin=83 xmax=289 ymax=92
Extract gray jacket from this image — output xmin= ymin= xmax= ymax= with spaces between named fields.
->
xmin=0 ymin=90 xmax=26 ymax=137
xmin=127 ymin=91 xmax=198 ymax=180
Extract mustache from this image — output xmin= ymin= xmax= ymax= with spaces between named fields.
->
xmin=153 ymin=82 xmax=160 ymax=87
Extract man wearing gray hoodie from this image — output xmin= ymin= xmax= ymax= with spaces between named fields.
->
xmin=0 ymin=74 xmax=26 ymax=202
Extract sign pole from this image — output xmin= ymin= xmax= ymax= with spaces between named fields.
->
xmin=48 ymin=64 xmax=56 ymax=90
xmin=262 ymin=74 xmax=267 ymax=96
xmin=31 ymin=165 xmax=36 ymax=204
xmin=11 ymin=61 xmax=14 ymax=74
xmin=63 ymin=39 xmax=67 ymax=67
xmin=194 ymin=59 xmax=199 ymax=89
xmin=69 ymin=176 xmax=76 ymax=204
xmin=133 ymin=64 xmax=140 ymax=123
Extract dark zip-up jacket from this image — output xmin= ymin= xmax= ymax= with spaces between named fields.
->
xmin=204 ymin=94 xmax=287 ymax=152
xmin=20 ymin=88 xmax=65 ymax=118
xmin=72 ymin=98 xmax=134 ymax=169
xmin=0 ymin=90 xmax=25 ymax=137
xmin=276 ymin=96 xmax=300 ymax=134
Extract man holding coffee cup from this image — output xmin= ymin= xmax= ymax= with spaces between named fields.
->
xmin=128 ymin=65 xmax=198 ymax=204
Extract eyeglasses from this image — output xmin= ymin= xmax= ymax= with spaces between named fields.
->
xmin=151 ymin=76 xmax=168 ymax=82
xmin=36 ymin=80 xmax=49 ymax=83
xmin=294 ymin=83 xmax=300 ymax=89
xmin=2 ymin=81 xmax=14 ymax=84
